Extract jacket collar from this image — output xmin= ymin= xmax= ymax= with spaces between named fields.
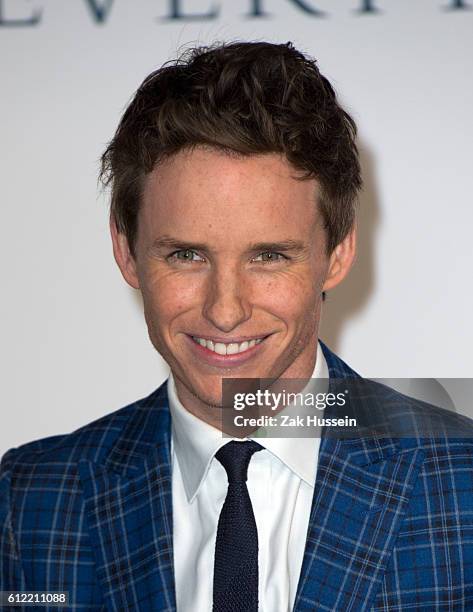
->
xmin=78 ymin=385 xmax=176 ymax=611
xmin=293 ymin=342 xmax=425 ymax=611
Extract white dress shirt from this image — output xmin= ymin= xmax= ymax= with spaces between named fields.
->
xmin=170 ymin=342 xmax=329 ymax=612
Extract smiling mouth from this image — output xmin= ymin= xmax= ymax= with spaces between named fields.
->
xmin=191 ymin=336 xmax=265 ymax=356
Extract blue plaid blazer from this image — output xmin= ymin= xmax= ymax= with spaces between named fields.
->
xmin=1 ymin=343 xmax=473 ymax=611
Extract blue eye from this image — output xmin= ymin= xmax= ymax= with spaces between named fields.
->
xmin=253 ymin=252 xmax=286 ymax=263
xmin=169 ymin=249 xmax=205 ymax=262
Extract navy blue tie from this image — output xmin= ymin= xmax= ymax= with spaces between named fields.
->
xmin=213 ymin=440 xmax=263 ymax=612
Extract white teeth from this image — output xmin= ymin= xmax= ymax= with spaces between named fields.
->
xmin=226 ymin=343 xmax=239 ymax=355
xmin=214 ymin=342 xmax=227 ymax=355
xmin=192 ymin=337 xmax=264 ymax=355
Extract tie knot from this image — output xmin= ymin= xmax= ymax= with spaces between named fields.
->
xmin=215 ymin=441 xmax=263 ymax=483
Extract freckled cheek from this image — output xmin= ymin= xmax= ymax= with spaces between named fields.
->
xmin=250 ymin=275 xmax=318 ymax=323
xmin=142 ymin=274 xmax=203 ymax=320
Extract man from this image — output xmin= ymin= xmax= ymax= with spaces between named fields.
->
xmin=1 ymin=41 xmax=472 ymax=611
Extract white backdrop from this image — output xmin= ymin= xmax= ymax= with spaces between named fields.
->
xmin=1 ymin=0 xmax=472 ymax=456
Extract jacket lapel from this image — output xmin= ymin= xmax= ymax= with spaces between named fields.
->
xmin=294 ymin=344 xmax=425 ymax=611
xmin=294 ymin=435 xmax=424 ymax=611
xmin=78 ymin=385 xmax=176 ymax=612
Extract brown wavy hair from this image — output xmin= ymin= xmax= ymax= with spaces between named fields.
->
xmin=100 ymin=41 xmax=362 ymax=256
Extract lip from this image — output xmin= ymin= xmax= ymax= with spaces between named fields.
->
xmin=185 ymin=333 xmax=270 ymax=367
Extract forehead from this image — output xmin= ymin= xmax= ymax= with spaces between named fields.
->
xmin=140 ymin=147 xmax=321 ymax=242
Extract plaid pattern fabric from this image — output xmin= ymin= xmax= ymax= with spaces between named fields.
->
xmin=1 ymin=342 xmax=473 ymax=611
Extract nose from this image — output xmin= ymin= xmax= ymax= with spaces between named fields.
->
xmin=202 ymin=264 xmax=251 ymax=333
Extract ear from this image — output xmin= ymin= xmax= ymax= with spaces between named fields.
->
xmin=110 ymin=217 xmax=140 ymax=289
xmin=323 ymin=226 xmax=356 ymax=292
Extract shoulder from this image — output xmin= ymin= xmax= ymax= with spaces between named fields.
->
xmin=321 ymin=340 xmax=473 ymax=456
xmin=0 ymin=382 xmax=169 ymax=479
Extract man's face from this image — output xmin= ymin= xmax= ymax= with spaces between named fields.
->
xmin=113 ymin=148 xmax=354 ymax=422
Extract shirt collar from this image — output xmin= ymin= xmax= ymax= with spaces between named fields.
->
xmin=168 ymin=342 xmax=328 ymax=502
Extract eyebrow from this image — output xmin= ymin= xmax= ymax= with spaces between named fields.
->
xmin=150 ymin=236 xmax=307 ymax=253
xmin=150 ymin=236 xmax=208 ymax=252
xmin=246 ymin=240 xmax=307 ymax=253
